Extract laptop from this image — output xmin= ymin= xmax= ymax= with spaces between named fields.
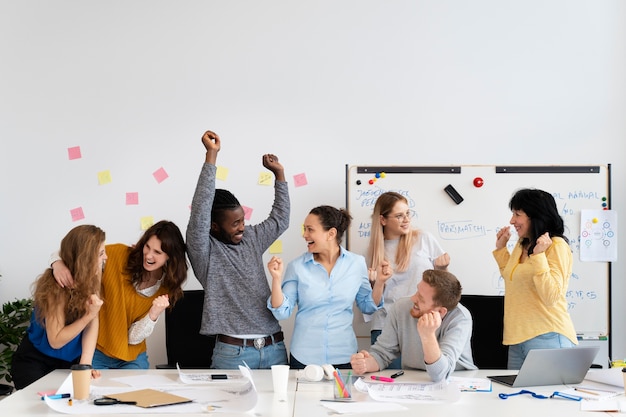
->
xmin=488 ymin=346 xmax=600 ymax=387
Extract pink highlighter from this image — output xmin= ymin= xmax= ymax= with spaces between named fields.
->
xmin=371 ymin=375 xmax=394 ymax=383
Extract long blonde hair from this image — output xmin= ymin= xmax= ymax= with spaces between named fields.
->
xmin=367 ymin=192 xmax=416 ymax=272
xmin=33 ymin=225 xmax=105 ymax=325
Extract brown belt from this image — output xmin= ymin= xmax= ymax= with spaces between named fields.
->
xmin=217 ymin=332 xmax=284 ymax=349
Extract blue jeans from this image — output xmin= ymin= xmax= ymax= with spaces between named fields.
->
xmin=371 ymin=330 xmax=402 ymax=369
xmin=211 ymin=340 xmax=288 ymax=369
xmin=92 ymin=349 xmax=149 ymax=369
xmin=507 ymin=332 xmax=576 ymax=370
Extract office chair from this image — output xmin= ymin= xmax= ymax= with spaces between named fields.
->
xmin=156 ymin=289 xmax=215 ymax=369
xmin=460 ymin=294 xmax=508 ymax=369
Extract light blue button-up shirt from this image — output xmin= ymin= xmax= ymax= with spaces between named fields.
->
xmin=268 ymin=247 xmax=382 ymax=365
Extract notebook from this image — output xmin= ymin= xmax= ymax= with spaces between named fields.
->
xmin=488 ymin=346 xmax=600 ymax=387
xmin=105 ymin=389 xmax=192 ymax=408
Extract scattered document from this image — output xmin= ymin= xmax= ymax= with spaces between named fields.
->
xmin=449 ymin=376 xmax=492 ymax=392
xmin=320 ymin=400 xmax=408 ymax=414
xmin=176 ymin=364 xmax=245 ymax=384
xmin=560 ymin=387 xmax=622 ymax=401
xmin=354 ymin=377 xmax=460 ymax=403
xmin=580 ymin=400 xmax=622 ymax=412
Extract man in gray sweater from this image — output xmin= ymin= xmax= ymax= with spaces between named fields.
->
xmin=351 ymin=269 xmax=476 ymax=382
xmin=186 ymin=129 xmax=290 ymax=369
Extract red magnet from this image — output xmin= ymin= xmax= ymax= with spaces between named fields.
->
xmin=369 ymin=179 xmax=375 ymax=185
xmin=473 ymin=177 xmax=484 ymax=188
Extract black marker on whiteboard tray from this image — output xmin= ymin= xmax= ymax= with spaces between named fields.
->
xmin=444 ymin=184 xmax=464 ymax=204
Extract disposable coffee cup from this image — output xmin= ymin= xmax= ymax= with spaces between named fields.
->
xmin=70 ymin=364 xmax=92 ymax=400
xmin=271 ymin=364 xmax=290 ymax=393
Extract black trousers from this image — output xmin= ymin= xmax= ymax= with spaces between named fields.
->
xmin=10 ymin=335 xmax=78 ymax=390
xmin=289 ymin=353 xmax=351 ymax=370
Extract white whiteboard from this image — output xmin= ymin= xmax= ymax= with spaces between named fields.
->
xmin=346 ymin=165 xmax=611 ymax=336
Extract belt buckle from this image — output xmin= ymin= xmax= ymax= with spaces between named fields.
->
xmin=253 ymin=337 xmax=266 ymax=349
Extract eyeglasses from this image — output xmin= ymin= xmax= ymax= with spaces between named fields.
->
xmin=386 ymin=212 xmax=414 ymax=222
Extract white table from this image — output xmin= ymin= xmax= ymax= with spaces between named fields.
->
xmin=0 ymin=368 xmax=621 ymax=416
xmin=0 ymin=368 xmax=295 ymax=416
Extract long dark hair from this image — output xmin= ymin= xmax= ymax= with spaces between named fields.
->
xmin=509 ymin=188 xmax=568 ymax=256
xmin=126 ymin=220 xmax=188 ymax=307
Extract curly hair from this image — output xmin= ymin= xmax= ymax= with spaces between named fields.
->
xmin=126 ymin=220 xmax=188 ymax=307
xmin=33 ymin=225 xmax=105 ymax=325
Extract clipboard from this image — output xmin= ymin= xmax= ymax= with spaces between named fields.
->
xmin=105 ymin=388 xmax=192 ymax=408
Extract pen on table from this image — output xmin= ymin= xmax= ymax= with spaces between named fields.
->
xmin=41 ymin=393 xmax=70 ymax=400
xmin=371 ymin=375 xmax=394 ymax=382
xmin=575 ymin=386 xmax=620 ymax=395
xmin=574 ymin=388 xmax=600 ymax=396
xmin=391 ymin=370 xmax=404 ymax=379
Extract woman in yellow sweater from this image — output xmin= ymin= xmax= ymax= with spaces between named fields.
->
xmin=493 ymin=188 xmax=577 ymax=370
xmin=51 ymin=220 xmax=188 ymax=369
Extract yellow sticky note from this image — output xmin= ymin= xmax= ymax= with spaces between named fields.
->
xmin=269 ymin=240 xmax=283 ymax=254
xmin=140 ymin=216 xmax=154 ymax=230
xmin=98 ymin=170 xmax=112 ymax=185
xmin=258 ymin=172 xmax=273 ymax=186
xmin=216 ymin=166 xmax=229 ymax=181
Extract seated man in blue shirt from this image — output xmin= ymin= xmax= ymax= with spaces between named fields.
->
xmin=350 ymin=269 xmax=477 ymax=382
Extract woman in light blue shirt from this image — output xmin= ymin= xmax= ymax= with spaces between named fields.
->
xmin=267 ymin=205 xmax=391 ymax=369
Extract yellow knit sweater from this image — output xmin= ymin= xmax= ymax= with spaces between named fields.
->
xmin=493 ymin=237 xmax=577 ymax=346
xmin=97 ymin=244 xmax=168 ymax=361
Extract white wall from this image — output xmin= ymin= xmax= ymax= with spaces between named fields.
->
xmin=1 ymin=0 xmax=625 ymax=368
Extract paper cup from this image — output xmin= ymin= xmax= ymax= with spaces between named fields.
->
xmin=70 ymin=364 xmax=92 ymax=400
xmin=271 ymin=364 xmax=290 ymax=393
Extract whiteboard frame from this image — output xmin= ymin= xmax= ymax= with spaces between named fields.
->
xmin=345 ymin=164 xmax=612 ymax=355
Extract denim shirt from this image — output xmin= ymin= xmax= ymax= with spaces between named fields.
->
xmin=268 ymin=247 xmax=382 ymax=365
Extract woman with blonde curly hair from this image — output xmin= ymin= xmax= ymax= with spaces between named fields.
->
xmin=11 ymin=225 xmax=106 ymax=389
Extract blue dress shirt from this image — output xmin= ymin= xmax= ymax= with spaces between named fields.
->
xmin=268 ymin=247 xmax=382 ymax=365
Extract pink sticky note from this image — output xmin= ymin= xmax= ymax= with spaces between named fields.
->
xmin=126 ymin=192 xmax=139 ymax=205
xmin=293 ymin=173 xmax=308 ymax=187
xmin=242 ymin=205 xmax=253 ymax=220
xmin=70 ymin=207 xmax=85 ymax=222
xmin=67 ymin=146 xmax=82 ymax=160
xmin=153 ymin=167 xmax=169 ymax=183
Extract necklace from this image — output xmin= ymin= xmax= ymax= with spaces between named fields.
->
xmin=138 ymin=272 xmax=161 ymax=290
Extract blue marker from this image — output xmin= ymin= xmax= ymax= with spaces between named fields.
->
xmin=41 ymin=393 xmax=71 ymax=400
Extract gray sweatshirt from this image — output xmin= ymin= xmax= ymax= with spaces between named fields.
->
xmin=370 ymin=296 xmax=477 ymax=382
xmin=186 ymin=163 xmax=290 ymax=336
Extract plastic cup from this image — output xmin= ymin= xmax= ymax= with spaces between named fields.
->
xmin=271 ymin=364 xmax=290 ymax=393
xmin=333 ymin=374 xmax=352 ymax=400
xmin=70 ymin=364 xmax=92 ymax=400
